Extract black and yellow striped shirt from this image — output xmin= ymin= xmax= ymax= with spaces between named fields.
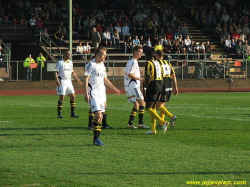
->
xmin=158 ymin=59 xmax=175 ymax=78
xmin=145 ymin=60 xmax=162 ymax=81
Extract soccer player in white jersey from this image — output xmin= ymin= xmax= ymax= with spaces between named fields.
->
xmin=54 ymin=50 xmax=83 ymax=119
xmin=84 ymin=46 xmax=121 ymax=146
xmin=124 ymin=46 xmax=149 ymax=129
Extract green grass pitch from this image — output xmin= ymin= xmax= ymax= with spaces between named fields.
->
xmin=0 ymin=93 xmax=249 ymax=186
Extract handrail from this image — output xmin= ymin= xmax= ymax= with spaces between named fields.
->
xmin=39 ymin=29 xmax=62 ymax=61
xmin=0 ymin=39 xmax=11 ymax=74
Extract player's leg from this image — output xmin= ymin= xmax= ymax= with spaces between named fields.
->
xmin=57 ymin=95 xmax=65 ymax=118
xmin=102 ymin=102 xmax=113 ymax=129
xmin=69 ymin=93 xmax=79 ymax=118
xmin=137 ymin=99 xmax=149 ymax=129
xmin=127 ymin=101 xmax=139 ymax=128
xmin=87 ymin=109 xmax=94 ymax=130
xmin=93 ymin=111 xmax=104 ymax=146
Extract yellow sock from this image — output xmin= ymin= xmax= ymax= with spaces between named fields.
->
xmin=145 ymin=108 xmax=165 ymax=124
xmin=159 ymin=112 xmax=165 ymax=126
xmin=158 ymin=106 xmax=173 ymax=119
xmin=151 ymin=108 xmax=157 ymax=131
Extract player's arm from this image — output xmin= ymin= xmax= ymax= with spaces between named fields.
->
xmin=84 ymin=75 xmax=90 ymax=102
xmin=54 ymin=71 xmax=60 ymax=87
xmin=104 ymin=77 xmax=121 ymax=95
xmin=72 ymin=71 xmax=83 ymax=85
xmin=127 ymin=73 xmax=144 ymax=81
xmin=171 ymin=73 xmax=178 ymax=95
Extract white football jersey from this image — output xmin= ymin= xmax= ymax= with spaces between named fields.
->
xmin=84 ymin=59 xmax=107 ymax=94
xmin=54 ymin=59 xmax=73 ymax=80
xmin=124 ymin=58 xmax=141 ymax=91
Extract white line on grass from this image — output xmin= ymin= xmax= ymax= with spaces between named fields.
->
xmin=0 ymin=121 xmax=12 ymax=123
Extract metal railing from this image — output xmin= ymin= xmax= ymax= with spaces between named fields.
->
xmin=0 ymin=22 xmax=32 ymax=37
xmin=0 ymin=39 xmax=11 ymax=74
xmin=39 ymin=29 xmax=62 ymax=61
xmin=1 ymin=53 xmax=249 ymax=81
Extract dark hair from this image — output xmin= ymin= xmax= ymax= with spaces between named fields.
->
xmin=155 ymin=50 xmax=164 ymax=58
xmin=145 ymin=49 xmax=155 ymax=61
xmin=94 ymin=46 xmax=107 ymax=56
xmin=133 ymin=45 xmax=143 ymax=54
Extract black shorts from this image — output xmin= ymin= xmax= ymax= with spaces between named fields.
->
xmin=144 ymin=80 xmax=162 ymax=102
xmin=160 ymin=77 xmax=172 ymax=102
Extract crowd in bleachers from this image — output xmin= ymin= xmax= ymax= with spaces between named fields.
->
xmin=0 ymin=0 xmax=214 ymax=58
xmin=183 ymin=0 xmax=250 ymax=57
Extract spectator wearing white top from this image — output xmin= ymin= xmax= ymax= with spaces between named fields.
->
xmin=224 ymin=36 xmax=232 ymax=54
xmin=122 ymin=22 xmax=130 ymax=41
xmin=102 ymin=29 xmax=112 ymax=47
xmin=76 ymin=42 xmax=84 ymax=59
xmin=221 ymin=12 xmax=230 ymax=24
xmin=83 ymin=41 xmax=91 ymax=60
xmin=115 ymin=23 xmax=122 ymax=39
xmin=184 ymin=35 xmax=192 ymax=51
xmin=215 ymin=0 xmax=221 ymax=11
xmin=196 ymin=41 xmax=205 ymax=59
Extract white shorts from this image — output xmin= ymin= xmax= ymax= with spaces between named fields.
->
xmin=57 ymin=80 xmax=75 ymax=95
xmin=126 ymin=87 xmax=144 ymax=103
xmin=89 ymin=92 xmax=106 ymax=113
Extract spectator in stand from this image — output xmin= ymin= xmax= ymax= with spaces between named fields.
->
xmin=136 ymin=21 xmax=145 ymax=37
xmin=235 ymin=40 xmax=244 ymax=58
xmin=238 ymin=25 xmax=243 ymax=34
xmin=24 ymin=0 xmax=31 ymax=9
xmin=92 ymin=27 xmax=101 ymax=49
xmin=136 ymin=10 xmax=143 ymax=23
xmin=89 ymin=17 xmax=96 ymax=27
xmin=42 ymin=27 xmax=49 ymax=38
xmin=86 ymin=22 xmax=93 ymax=39
xmin=122 ymin=22 xmax=130 ymax=41
xmin=35 ymin=4 xmax=42 ymax=17
xmin=145 ymin=37 xmax=153 ymax=51
xmin=151 ymin=11 xmax=159 ymax=22
xmin=102 ymin=28 xmax=112 ymax=47
xmin=158 ymin=28 xmax=166 ymax=47
xmin=220 ymin=28 xmax=230 ymax=45
xmin=200 ymin=11 xmax=209 ymax=29
xmin=184 ymin=34 xmax=191 ymax=51
xmin=125 ymin=36 xmax=133 ymax=54
xmin=83 ymin=41 xmax=91 ymax=59
xmin=146 ymin=18 xmax=153 ymax=34
xmin=5 ymin=4 xmax=13 ymax=21
xmin=36 ymin=17 xmax=43 ymax=31
xmin=225 ymin=36 xmax=233 ymax=54
xmin=130 ymin=16 xmax=138 ymax=35
xmin=47 ymin=0 xmax=54 ymax=10
xmin=139 ymin=35 xmax=146 ymax=49
xmin=232 ymin=29 xmax=240 ymax=40
xmin=16 ymin=2 xmax=25 ymax=20
xmin=152 ymin=27 xmax=159 ymax=45
xmin=243 ymin=24 xmax=249 ymax=35
xmin=221 ymin=11 xmax=230 ymax=25
xmin=95 ymin=23 xmax=102 ymax=36
xmin=113 ymin=29 xmax=120 ymax=47
xmin=214 ymin=23 xmax=222 ymax=41
xmin=154 ymin=40 xmax=163 ymax=51
xmin=194 ymin=11 xmax=201 ymax=29
xmin=163 ymin=40 xmax=172 ymax=54
xmin=115 ymin=22 xmax=122 ymax=38
xmin=96 ymin=16 xmax=105 ymax=30
xmin=29 ymin=15 xmax=38 ymax=33
xmin=76 ymin=42 xmax=84 ymax=59
xmin=58 ymin=22 xmax=67 ymax=39
xmin=178 ymin=35 xmax=184 ymax=53
xmin=60 ymin=3 xmax=68 ymax=21
xmin=205 ymin=41 xmax=212 ymax=59
xmin=132 ymin=35 xmax=140 ymax=47
xmin=115 ymin=17 xmax=123 ymax=27
xmin=152 ymin=18 xmax=158 ymax=28
xmin=174 ymin=28 xmax=181 ymax=40
xmin=229 ymin=23 xmax=236 ymax=35
xmin=240 ymin=28 xmax=247 ymax=43
xmin=215 ymin=0 xmax=221 ymax=11
xmin=180 ymin=23 xmax=189 ymax=39
xmin=170 ymin=23 xmax=177 ymax=35
xmin=207 ymin=10 xmax=216 ymax=28
xmin=187 ymin=41 xmax=196 ymax=59
xmin=166 ymin=28 xmax=173 ymax=41
xmin=243 ymin=40 xmax=250 ymax=54
xmin=50 ymin=4 xmax=59 ymax=21
xmin=173 ymin=40 xmax=181 ymax=60
xmin=196 ymin=41 xmax=205 ymax=59
xmin=54 ymin=28 xmax=65 ymax=47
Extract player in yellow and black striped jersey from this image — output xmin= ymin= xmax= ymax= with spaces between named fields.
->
xmin=143 ymin=50 xmax=169 ymax=134
xmin=155 ymin=50 xmax=178 ymax=128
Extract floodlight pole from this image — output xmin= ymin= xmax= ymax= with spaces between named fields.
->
xmin=69 ymin=0 xmax=72 ymax=60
